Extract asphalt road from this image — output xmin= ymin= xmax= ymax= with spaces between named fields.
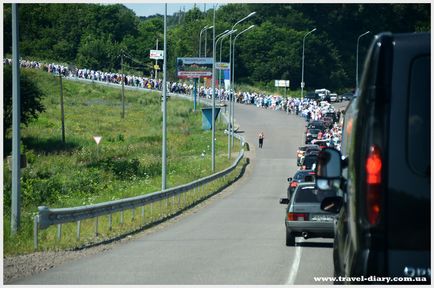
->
xmin=13 ymin=101 xmax=336 ymax=285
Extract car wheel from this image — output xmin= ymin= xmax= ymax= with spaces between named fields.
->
xmin=286 ymin=229 xmax=296 ymax=246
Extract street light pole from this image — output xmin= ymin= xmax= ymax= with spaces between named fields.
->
xmin=162 ymin=3 xmax=167 ymax=190
xmin=231 ymin=25 xmax=255 ymax=147
xmin=217 ymin=30 xmax=235 ymax=99
xmin=199 ymin=26 xmax=208 ymax=58
xmin=11 ymin=3 xmax=21 ymax=235
xmin=228 ymin=11 xmax=256 ymax=158
xmin=204 ymin=25 xmax=214 ymax=57
xmin=301 ymin=28 xmax=316 ymax=99
xmin=198 ymin=25 xmax=210 ymax=106
xmin=211 ymin=5 xmax=216 ymax=172
xmin=356 ymin=31 xmax=370 ymax=94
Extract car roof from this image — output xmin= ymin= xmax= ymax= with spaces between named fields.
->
xmin=294 ymin=182 xmax=316 ymax=189
xmin=306 ymin=145 xmax=320 ymax=150
xmin=299 ymin=144 xmax=318 ymax=148
xmin=294 ymin=169 xmax=315 ymax=175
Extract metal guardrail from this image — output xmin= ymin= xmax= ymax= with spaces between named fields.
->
xmin=34 ymin=147 xmax=244 ymax=249
xmin=33 ymin=80 xmax=246 ymax=249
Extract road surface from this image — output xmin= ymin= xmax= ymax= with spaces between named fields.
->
xmin=13 ymin=101 xmax=334 ymax=285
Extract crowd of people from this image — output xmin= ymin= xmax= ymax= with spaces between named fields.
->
xmin=5 ymin=58 xmax=345 ymax=148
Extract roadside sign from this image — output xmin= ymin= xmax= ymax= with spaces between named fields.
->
xmin=216 ymin=62 xmax=230 ymax=70
xmin=93 ymin=136 xmax=102 ymax=145
xmin=150 ymin=50 xmax=164 ymax=60
xmin=154 ymin=64 xmax=160 ymax=70
xmin=177 ymin=57 xmax=213 ymax=79
xmin=275 ymin=80 xmax=290 ymax=87
xmin=301 ymin=82 xmax=305 ymax=88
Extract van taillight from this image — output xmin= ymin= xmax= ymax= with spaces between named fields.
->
xmin=288 ymin=213 xmax=308 ymax=221
xmin=365 ymin=145 xmax=382 ymax=225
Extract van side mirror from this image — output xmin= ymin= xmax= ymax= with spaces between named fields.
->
xmin=315 ymin=148 xmax=342 ymax=190
xmin=320 ymin=196 xmax=343 ymax=213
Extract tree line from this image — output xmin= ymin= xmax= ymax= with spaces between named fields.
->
xmin=3 ymin=3 xmax=430 ymax=92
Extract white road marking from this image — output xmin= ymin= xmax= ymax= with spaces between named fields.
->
xmin=286 ymin=240 xmax=303 ymax=284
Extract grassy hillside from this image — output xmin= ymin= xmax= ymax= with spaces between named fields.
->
xmin=3 ymin=68 xmax=241 ymax=255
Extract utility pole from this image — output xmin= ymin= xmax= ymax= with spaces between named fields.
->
xmin=121 ymin=51 xmax=125 ymax=119
xmin=11 ymin=3 xmax=21 ymax=235
xmin=59 ymin=74 xmax=65 ymax=143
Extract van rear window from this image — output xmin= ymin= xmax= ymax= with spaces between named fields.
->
xmin=407 ymin=55 xmax=430 ymax=177
xmin=295 ymin=188 xmax=337 ymax=203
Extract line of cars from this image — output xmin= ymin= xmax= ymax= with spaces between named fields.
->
xmin=281 ymin=140 xmax=337 ymax=247
xmin=305 ymin=88 xmax=355 ymax=103
xmin=280 ymin=115 xmax=344 ymax=247
xmin=280 ymin=32 xmax=430 ymax=283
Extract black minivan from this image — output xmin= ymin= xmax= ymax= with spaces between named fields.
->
xmin=315 ymin=32 xmax=430 ymax=283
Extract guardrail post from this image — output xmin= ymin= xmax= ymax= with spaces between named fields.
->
xmin=108 ymin=214 xmax=112 ymax=231
xmin=172 ymin=195 xmax=175 ymax=213
xmin=178 ymin=193 xmax=181 ymax=208
xmin=199 ymin=183 xmax=202 ymax=200
xmin=141 ymin=206 xmax=145 ymax=224
xmin=131 ymin=208 xmax=135 ymax=221
xmin=183 ymin=191 xmax=186 ymax=207
xmin=57 ymin=224 xmax=62 ymax=241
xmin=77 ymin=220 xmax=81 ymax=240
xmin=95 ymin=217 xmax=99 ymax=236
xmin=33 ymin=215 xmax=39 ymax=251
xmin=120 ymin=211 xmax=124 ymax=225
xmin=150 ymin=203 xmax=153 ymax=221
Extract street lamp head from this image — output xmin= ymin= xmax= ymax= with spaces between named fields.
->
xmin=216 ymin=29 xmax=230 ymax=39
xmin=311 ymin=28 xmax=317 ymax=32
xmin=234 ymin=11 xmax=257 ymax=28
xmin=208 ymin=26 xmax=214 ymax=30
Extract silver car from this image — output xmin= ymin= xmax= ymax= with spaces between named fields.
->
xmin=279 ymin=182 xmax=337 ymax=246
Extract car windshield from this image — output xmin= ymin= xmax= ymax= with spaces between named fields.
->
xmin=308 ymin=129 xmax=320 ymax=134
xmin=304 ymin=156 xmax=317 ymax=168
xmin=305 ymin=146 xmax=320 ymax=153
xmin=295 ymin=187 xmax=337 ymax=203
xmin=294 ymin=171 xmax=311 ymax=180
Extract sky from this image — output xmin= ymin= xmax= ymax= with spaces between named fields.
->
xmin=123 ymin=3 xmax=219 ymax=17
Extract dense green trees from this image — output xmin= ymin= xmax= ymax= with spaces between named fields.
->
xmin=3 ymin=3 xmax=430 ymax=91
xmin=3 ymin=66 xmax=45 ymax=143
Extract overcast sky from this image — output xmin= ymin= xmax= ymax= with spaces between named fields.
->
xmin=123 ymin=3 xmax=219 ymax=17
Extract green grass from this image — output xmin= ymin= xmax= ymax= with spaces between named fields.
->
xmin=3 ymin=68 xmax=243 ymax=255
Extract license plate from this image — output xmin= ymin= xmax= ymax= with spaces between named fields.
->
xmin=310 ymin=214 xmax=334 ymax=222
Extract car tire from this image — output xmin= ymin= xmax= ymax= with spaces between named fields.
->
xmin=286 ymin=229 xmax=296 ymax=246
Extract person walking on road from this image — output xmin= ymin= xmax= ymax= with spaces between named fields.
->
xmin=258 ymin=132 xmax=264 ymax=148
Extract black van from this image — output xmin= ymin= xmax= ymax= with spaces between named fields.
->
xmin=315 ymin=32 xmax=430 ymax=283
